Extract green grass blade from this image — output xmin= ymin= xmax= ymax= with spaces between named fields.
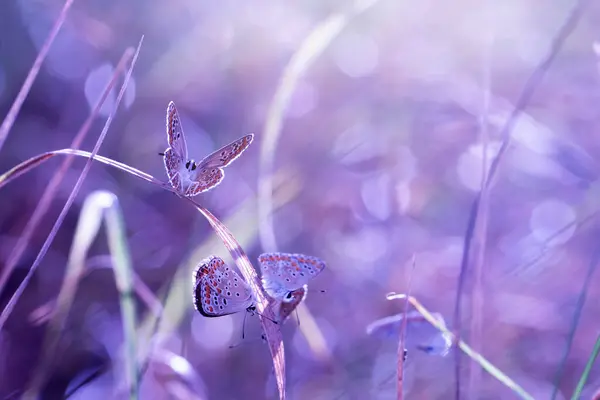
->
xmin=0 ymin=47 xmax=135 ymax=299
xmin=24 ymin=191 xmax=138 ymax=400
xmin=0 ymin=37 xmax=143 ymax=333
xmin=571 ymin=333 xmax=600 ymax=399
xmin=104 ymin=193 xmax=139 ymax=400
xmin=387 ymin=293 xmax=535 ymax=400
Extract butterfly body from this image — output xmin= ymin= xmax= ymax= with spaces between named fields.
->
xmin=163 ymin=101 xmax=253 ymax=196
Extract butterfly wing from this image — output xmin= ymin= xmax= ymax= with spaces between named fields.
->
xmin=258 ymin=253 xmax=326 ymax=299
xmin=183 ymin=167 xmax=224 ymax=196
xmin=193 ymin=256 xmax=254 ymax=317
xmin=166 ymin=101 xmax=188 ymax=160
xmin=182 ymin=134 xmax=253 ymax=196
xmin=198 ymin=134 xmax=254 ymax=169
xmin=163 ymin=147 xmax=183 ymax=192
xmin=272 ymin=285 xmax=307 ymax=323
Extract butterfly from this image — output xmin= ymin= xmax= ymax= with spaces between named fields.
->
xmin=162 ymin=101 xmax=254 ymax=196
xmin=193 ymin=253 xmax=325 ymax=324
xmin=366 ymin=311 xmax=452 ymax=356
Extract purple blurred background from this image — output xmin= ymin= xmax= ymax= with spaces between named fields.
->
xmin=2 ymin=0 xmax=600 ymax=399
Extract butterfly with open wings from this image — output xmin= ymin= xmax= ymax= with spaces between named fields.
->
xmin=162 ymin=101 xmax=253 ymax=196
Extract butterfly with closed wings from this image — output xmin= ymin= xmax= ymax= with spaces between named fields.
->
xmin=193 ymin=253 xmax=325 ymax=324
xmin=162 ymin=101 xmax=253 ymax=196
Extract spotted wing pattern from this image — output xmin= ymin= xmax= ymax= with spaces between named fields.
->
xmin=163 ymin=147 xmax=183 ymax=192
xmin=184 ymin=134 xmax=254 ymax=196
xmin=166 ymin=101 xmax=188 ymax=159
xmin=198 ymin=134 xmax=254 ymax=169
xmin=183 ymin=167 xmax=224 ymax=196
xmin=258 ymin=253 xmax=326 ymax=299
xmin=193 ymin=256 xmax=254 ymax=317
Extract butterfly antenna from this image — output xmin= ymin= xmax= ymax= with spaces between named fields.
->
xmin=158 ymin=152 xmax=165 ymax=156
xmin=229 ymin=334 xmax=266 ymax=349
xmin=295 ymin=309 xmax=301 ymax=326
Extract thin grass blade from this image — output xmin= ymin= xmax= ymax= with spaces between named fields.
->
xmin=0 ymin=148 xmax=168 ymax=192
xmin=0 ymin=37 xmax=143 ymax=331
xmin=397 ymin=256 xmax=416 ymax=400
xmin=451 ymin=2 xmax=588 ymax=396
xmin=187 ymin=199 xmax=286 ymax=400
xmin=24 ymin=191 xmax=138 ymax=400
xmin=571 ymin=333 xmax=600 ymax=400
xmin=0 ymin=0 xmax=76 ymax=151
xmin=388 ymin=293 xmax=535 ymax=400
xmin=258 ymin=1 xmax=380 ymax=253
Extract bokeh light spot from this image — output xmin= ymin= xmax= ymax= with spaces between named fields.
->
xmin=18 ymin=1 xmax=94 ymax=81
xmin=457 ymin=141 xmax=501 ymax=191
xmin=191 ymin=314 xmax=234 ymax=350
xmin=361 ymin=173 xmax=392 ymax=220
xmin=292 ymin=318 xmax=337 ymax=360
xmin=332 ymin=32 xmax=379 ymax=78
xmin=85 ymin=63 xmax=136 ymax=117
xmin=529 ymin=199 xmax=576 ymax=246
xmin=287 ymin=81 xmax=318 ymax=119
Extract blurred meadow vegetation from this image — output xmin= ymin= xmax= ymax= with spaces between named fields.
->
xmin=1 ymin=0 xmax=600 ymax=399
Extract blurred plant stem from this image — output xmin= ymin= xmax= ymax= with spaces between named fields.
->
xmin=452 ymin=1 xmax=589 ymax=398
xmin=467 ymin=5 xmax=494 ymax=398
xmin=388 ymin=293 xmax=535 ymax=400
xmin=258 ymin=0 xmax=380 ymax=253
xmin=0 ymin=38 xmax=142 ymax=330
xmin=24 ymin=191 xmax=139 ymax=400
xmin=397 ymin=256 xmax=416 ymax=400
xmin=571 ymin=333 xmax=600 ymax=399
xmin=0 ymin=0 xmax=75 ymax=151
xmin=552 ymin=244 xmax=600 ymax=399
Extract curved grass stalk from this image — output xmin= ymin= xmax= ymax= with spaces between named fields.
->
xmin=0 ymin=148 xmax=168 ymax=192
xmin=258 ymin=0 xmax=380 ymax=253
xmin=0 ymin=147 xmax=291 ymax=399
xmin=0 ymin=37 xmax=143 ymax=331
xmin=189 ymin=200 xmax=286 ymax=399
xmin=0 ymin=44 xmax=135 ymax=294
xmin=257 ymin=4 xmax=383 ymax=384
xmin=452 ymin=1 xmax=589 ymax=397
